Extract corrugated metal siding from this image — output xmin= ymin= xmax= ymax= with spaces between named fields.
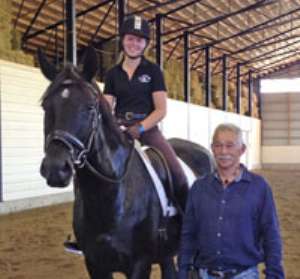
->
xmin=0 ymin=60 xmax=72 ymax=201
xmin=262 ymin=93 xmax=300 ymax=146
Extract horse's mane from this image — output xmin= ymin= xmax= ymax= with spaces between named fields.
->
xmin=41 ymin=64 xmax=129 ymax=149
xmin=97 ymin=93 xmax=129 ymax=149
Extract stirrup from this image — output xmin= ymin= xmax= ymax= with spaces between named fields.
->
xmin=63 ymin=240 xmax=83 ymax=256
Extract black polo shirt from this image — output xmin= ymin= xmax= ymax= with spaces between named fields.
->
xmin=103 ymin=57 xmax=166 ymax=115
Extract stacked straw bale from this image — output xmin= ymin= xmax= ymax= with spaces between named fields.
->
xmin=0 ymin=0 xmax=34 ymax=65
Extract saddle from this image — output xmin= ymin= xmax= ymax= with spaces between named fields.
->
xmin=134 ymin=141 xmax=196 ymax=217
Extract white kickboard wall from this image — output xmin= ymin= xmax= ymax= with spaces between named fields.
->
xmin=0 ymin=59 xmax=261 ymax=207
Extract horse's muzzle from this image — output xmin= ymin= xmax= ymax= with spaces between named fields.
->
xmin=40 ymin=155 xmax=73 ymax=187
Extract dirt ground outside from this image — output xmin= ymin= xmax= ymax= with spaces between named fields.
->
xmin=0 ymin=169 xmax=299 ymax=279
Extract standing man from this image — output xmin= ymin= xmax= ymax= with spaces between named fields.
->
xmin=178 ymin=123 xmax=284 ymax=279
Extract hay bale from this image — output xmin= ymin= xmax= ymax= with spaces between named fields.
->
xmin=241 ymin=97 xmax=248 ymax=115
xmin=0 ymin=0 xmax=12 ymax=49
xmin=11 ymin=29 xmax=22 ymax=50
xmin=228 ymin=101 xmax=234 ymax=112
xmin=14 ymin=50 xmax=34 ymax=66
xmin=0 ymin=0 xmax=34 ymax=65
xmin=164 ymin=59 xmax=184 ymax=101
xmin=241 ymin=85 xmax=248 ymax=98
xmin=228 ymin=81 xmax=235 ymax=97
xmin=191 ymin=71 xmax=203 ymax=105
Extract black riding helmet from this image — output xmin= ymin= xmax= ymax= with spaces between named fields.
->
xmin=120 ymin=16 xmax=150 ymax=40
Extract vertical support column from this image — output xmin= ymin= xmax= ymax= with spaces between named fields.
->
xmin=236 ymin=63 xmax=241 ymax=114
xmin=222 ymin=54 xmax=228 ymax=111
xmin=257 ymin=77 xmax=262 ymax=119
xmin=65 ymin=0 xmax=76 ymax=65
xmin=183 ymin=31 xmax=190 ymax=103
xmin=117 ymin=0 xmax=126 ymax=54
xmin=248 ymin=70 xmax=253 ymax=117
xmin=55 ymin=27 xmax=59 ymax=66
xmin=117 ymin=0 xmax=125 ymax=35
xmin=204 ymin=46 xmax=211 ymax=107
xmin=155 ymin=14 xmax=163 ymax=68
xmin=0 ymin=76 xmax=2 ymax=202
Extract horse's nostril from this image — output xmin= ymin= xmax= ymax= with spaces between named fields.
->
xmin=40 ymin=159 xmax=48 ymax=178
xmin=59 ymin=161 xmax=72 ymax=177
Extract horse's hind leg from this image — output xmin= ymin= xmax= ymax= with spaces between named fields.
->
xmin=159 ymin=257 xmax=177 ymax=279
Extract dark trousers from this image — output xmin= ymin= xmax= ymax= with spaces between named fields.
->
xmin=140 ymin=126 xmax=187 ymax=187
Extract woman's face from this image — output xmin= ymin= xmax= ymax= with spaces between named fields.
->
xmin=122 ymin=34 xmax=147 ymax=59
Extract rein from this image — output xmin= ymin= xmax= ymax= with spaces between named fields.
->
xmin=84 ymin=144 xmax=134 ymax=183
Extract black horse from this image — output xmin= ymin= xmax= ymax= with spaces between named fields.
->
xmin=39 ymin=47 xmax=213 ymax=279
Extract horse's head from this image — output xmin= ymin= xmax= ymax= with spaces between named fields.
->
xmin=39 ymin=47 xmax=100 ymax=187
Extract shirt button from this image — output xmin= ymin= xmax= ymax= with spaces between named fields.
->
xmin=217 ymin=232 xmax=222 ymax=237
xmin=221 ymin=200 xmax=226 ymax=204
xmin=217 ymin=251 xmax=221 ymax=255
xmin=219 ymin=216 xmax=223 ymax=221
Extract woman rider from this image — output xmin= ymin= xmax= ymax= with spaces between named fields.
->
xmin=103 ymin=16 xmax=188 ymax=211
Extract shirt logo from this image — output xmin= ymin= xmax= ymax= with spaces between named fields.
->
xmin=138 ymin=74 xmax=151 ymax=83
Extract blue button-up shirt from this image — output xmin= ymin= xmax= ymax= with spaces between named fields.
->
xmin=178 ymin=166 xmax=284 ymax=279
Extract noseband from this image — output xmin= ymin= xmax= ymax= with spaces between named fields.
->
xmin=45 ymin=106 xmax=99 ymax=168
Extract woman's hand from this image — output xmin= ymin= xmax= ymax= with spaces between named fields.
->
xmin=126 ymin=124 xmax=144 ymax=139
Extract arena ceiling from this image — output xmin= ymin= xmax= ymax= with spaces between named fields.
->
xmin=11 ymin=0 xmax=300 ymax=79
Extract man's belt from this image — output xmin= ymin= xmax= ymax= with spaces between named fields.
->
xmin=118 ymin=112 xmax=147 ymax=121
xmin=207 ymin=268 xmax=247 ymax=279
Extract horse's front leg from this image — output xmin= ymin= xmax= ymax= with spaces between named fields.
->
xmin=159 ymin=256 xmax=177 ymax=279
xmin=85 ymin=258 xmax=113 ymax=279
xmin=128 ymin=259 xmax=151 ymax=279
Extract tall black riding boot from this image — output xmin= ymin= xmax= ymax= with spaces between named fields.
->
xmin=174 ymin=182 xmax=189 ymax=214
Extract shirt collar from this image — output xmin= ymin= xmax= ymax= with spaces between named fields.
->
xmin=214 ymin=164 xmax=251 ymax=183
xmin=117 ymin=55 xmax=147 ymax=68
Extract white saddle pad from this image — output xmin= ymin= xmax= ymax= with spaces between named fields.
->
xmin=134 ymin=141 xmax=196 ymax=217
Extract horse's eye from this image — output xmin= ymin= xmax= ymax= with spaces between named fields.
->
xmin=87 ymin=105 xmax=95 ymax=111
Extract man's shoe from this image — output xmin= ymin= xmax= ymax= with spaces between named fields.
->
xmin=63 ymin=241 xmax=83 ymax=256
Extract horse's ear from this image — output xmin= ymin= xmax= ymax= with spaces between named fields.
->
xmin=37 ymin=48 xmax=58 ymax=81
xmin=81 ymin=46 xmax=98 ymax=82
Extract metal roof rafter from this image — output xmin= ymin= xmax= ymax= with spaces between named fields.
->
xmin=212 ymin=47 xmax=300 ymax=77
xmin=24 ymin=0 xmax=115 ymax=41
xmin=13 ymin=0 xmax=25 ymax=30
xmin=228 ymin=24 xmax=300 ymax=56
xmin=189 ymin=5 xmax=300 ymax=54
xmin=127 ymin=0 xmax=179 ymax=17
xmin=22 ymin=0 xmax=47 ymax=45
xmin=165 ymin=15 xmax=193 ymax=26
xmin=260 ymin=58 xmax=300 ymax=77
xmin=89 ymin=0 xmax=115 ymax=44
xmin=240 ymin=52 xmax=300 ymax=78
xmin=193 ymin=28 xmax=300 ymax=71
xmin=163 ymin=0 xmax=275 ymax=44
xmin=245 ymin=47 xmax=300 ymax=66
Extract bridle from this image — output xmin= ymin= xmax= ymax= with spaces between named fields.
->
xmin=44 ymin=80 xmax=134 ymax=183
xmin=45 ymin=106 xmax=98 ymax=168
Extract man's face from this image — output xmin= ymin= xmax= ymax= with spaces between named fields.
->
xmin=211 ymin=130 xmax=246 ymax=171
xmin=122 ymin=34 xmax=147 ymax=59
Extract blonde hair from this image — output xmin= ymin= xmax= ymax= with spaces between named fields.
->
xmin=212 ymin=123 xmax=244 ymax=145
